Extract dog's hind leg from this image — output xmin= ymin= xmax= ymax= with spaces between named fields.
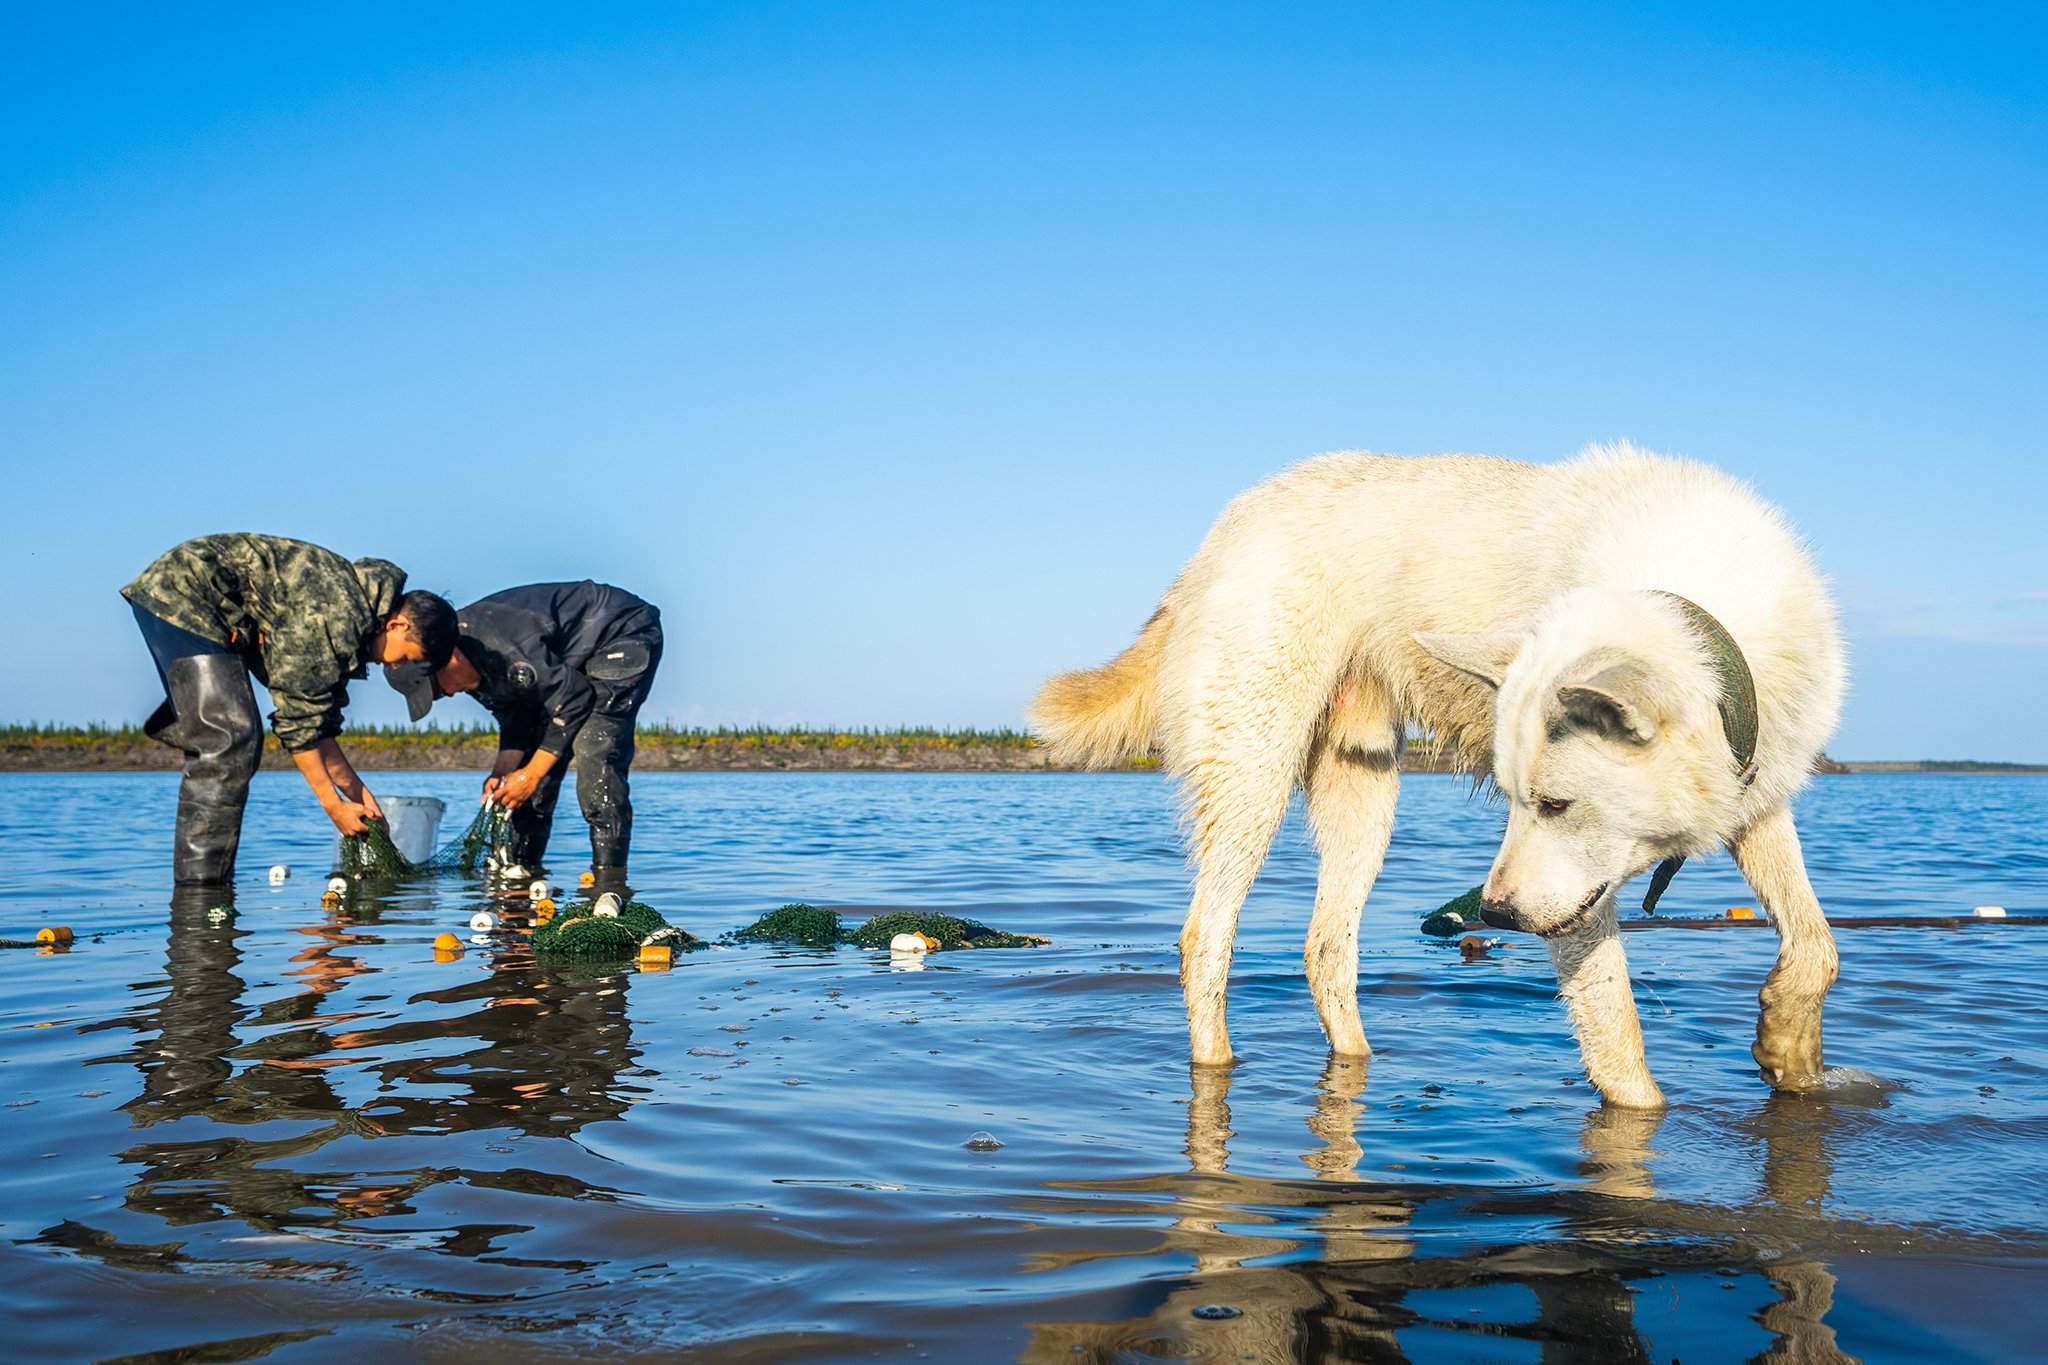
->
xmin=1302 ymin=686 xmax=1399 ymax=1058
xmin=1547 ymin=892 xmax=1665 ymax=1109
xmin=1731 ymin=805 xmax=1839 ymax=1092
xmin=1170 ymin=586 xmax=1346 ymax=1067
xmin=1180 ymin=753 xmax=1299 ymax=1067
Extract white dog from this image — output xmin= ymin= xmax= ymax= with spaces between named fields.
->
xmin=1030 ymin=444 xmax=1846 ymax=1107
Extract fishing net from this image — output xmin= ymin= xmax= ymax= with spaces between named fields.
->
xmin=729 ymin=903 xmax=1047 ymax=950
xmin=532 ymin=898 xmax=701 ymax=959
xmin=428 ymin=803 xmax=516 ymax=872
xmin=333 ymin=818 xmax=418 ymax=878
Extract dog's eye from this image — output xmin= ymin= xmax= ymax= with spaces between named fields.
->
xmin=1536 ymin=797 xmax=1571 ymax=818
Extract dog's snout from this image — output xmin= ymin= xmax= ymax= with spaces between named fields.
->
xmin=1479 ymin=893 xmax=1528 ymax=933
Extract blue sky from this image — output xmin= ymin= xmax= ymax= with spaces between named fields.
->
xmin=4 ymin=4 xmax=2043 ymax=759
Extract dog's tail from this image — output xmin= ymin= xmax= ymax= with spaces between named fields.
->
xmin=1029 ymin=604 xmax=1173 ymax=768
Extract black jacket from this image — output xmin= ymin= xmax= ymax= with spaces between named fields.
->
xmin=457 ymin=582 xmax=660 ymax=756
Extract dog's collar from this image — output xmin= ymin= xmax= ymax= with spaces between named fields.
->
xmin=1652 ymin=590 xmax=1759 ymax=786
xmin=1637 ymin=593 xmax=1759 ymax=916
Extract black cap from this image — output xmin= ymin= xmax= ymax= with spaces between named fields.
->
xmin=384 ymin=661 xmax=437 ymax=723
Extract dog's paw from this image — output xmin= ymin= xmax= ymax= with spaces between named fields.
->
xmin=1596 ymin=1079 xmax=1667 ymax=1111
xmin=1752 ymin=1016 xmax=1825 ymax=1091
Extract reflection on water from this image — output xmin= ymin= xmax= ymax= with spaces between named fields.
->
xmin=0 ymin=772 xmax=2043 ymax=1360
xmin=1022 ymin=1060 xmax=1892 ymax=1362
xmin=56 ymin=884 xmax=640 ymax=1280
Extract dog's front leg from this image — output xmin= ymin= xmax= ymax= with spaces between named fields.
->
xmin=1731 ymin=805 xmax=1839 ymax=1091
xmin=1547 ymin=893 xmax=1665 ymax=1108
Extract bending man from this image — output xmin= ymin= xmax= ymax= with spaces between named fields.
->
xmin=124 ymin=533 xmax=458 ymax=885
xmin=387 ymin=581 xmax=662 ymax=889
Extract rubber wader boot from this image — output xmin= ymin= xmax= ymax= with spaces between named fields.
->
xmin=160 ymin=654 xmax=264 ymax=886
xmin=577 ymin=714 xmax=636 ymax=891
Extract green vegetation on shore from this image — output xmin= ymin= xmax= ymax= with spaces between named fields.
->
xmin=0 ymin=722 xmax=1138 ymax=772
xmin=1 ymin=724 xmax=2036 ymax=774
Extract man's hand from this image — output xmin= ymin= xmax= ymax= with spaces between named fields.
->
xmin=490 ymin=750 xmax=558 ymax=811
xmin=481 ymin=775 xmax=503 ymax=806
xmin=492 ymin=765 xmax=542 ymax=810
xmin=294 ymin=744 xmax=381 ymax=835
xmin=328 ymin=800 xmax=377 ymax=836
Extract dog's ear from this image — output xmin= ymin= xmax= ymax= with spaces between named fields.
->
xmin=1557 ymin=656 xmax=1672 ymax=745
xmin=1414 ymin=631 xmax=1521 ymax=690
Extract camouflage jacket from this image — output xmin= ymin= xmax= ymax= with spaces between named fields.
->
xmin=123 ymin=533 xmax=406 ymax=752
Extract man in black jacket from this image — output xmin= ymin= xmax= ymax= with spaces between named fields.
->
xmin=387 ymin=582 xmax=663 ymax=887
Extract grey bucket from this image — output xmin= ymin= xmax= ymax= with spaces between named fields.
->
xmin=330 ymin=795 xmax=446 ymax=867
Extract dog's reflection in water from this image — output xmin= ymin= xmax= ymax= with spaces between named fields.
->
xmin=1027 ymin=1059 xmax=1413 ymax=1362
xmin=1023 ymin=1062 xmax=1862 ymax=1364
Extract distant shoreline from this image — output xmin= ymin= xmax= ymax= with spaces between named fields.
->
xmin=1 ymin=726 xmax=2039 ymax=774
xmin=1829 ymin=761 xmax=2048 ymax=774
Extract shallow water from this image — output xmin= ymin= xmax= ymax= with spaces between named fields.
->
xmin=1 ymin=771 xmax=2043 ymax=1362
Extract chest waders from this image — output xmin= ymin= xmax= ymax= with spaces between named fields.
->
xmin=501 ymin=626 xmax=661 ymax=889
xmin=134 ymin=605 xmax=265 ymax=886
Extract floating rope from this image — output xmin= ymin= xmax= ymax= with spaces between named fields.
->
xmin=1419 ymin=888 xmax=2043 ymax=936
xmin=1623 ymin=914 xmax=2047 ymax=930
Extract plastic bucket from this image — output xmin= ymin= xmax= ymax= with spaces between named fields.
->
xmin=331 ymin=795 xmax=446 ymax=867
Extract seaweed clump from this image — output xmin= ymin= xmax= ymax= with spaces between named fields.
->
xmin=334 ymin=818 xmax=417 ymax=879
xmin=844 ymin=911 xmax=1048 ymax=950
xmin=730 ymin=903 xmax=844 ymax=946
xmin=729 ymin=903 xmax=1046 ymax=950
xmin=532 ymin=899 xmax=700 ymax=959
xmin=1421 ymin=885 xmax=1485 ymax=937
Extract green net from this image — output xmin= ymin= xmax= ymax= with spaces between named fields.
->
xmin=726 ymin=903 xmax=1047 ymax=950
xmin=532 ymin=898 xmax=700 ymax=959
xmin=428 ymin=803 xmax=516 ymax=872
xmin=333 ymin=818 xmax=418 ymax=879
xmin=1421 ymin=885 xmax=1485 ymax=937
xmin=729 ymin=903 xmax=844 ymax=946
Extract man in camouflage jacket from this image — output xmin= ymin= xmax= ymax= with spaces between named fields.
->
xmin=123 ymin=533 xmax=457 ymax=885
